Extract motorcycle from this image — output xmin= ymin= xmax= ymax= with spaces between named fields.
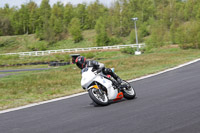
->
xmin=81 ymin=67 xmax=136 ymax=106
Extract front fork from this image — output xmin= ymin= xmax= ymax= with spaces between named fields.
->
xmin=93 ymin=83 xmax=106 ymax=95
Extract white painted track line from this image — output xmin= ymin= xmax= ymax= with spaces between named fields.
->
xmin=128 ymin=58 xmax=200 ymax=82
xmin=0 ymin=92 xmax=87 ymax=114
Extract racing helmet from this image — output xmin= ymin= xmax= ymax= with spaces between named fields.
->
xmin=75 ymin=56 xmax=86 ymax=69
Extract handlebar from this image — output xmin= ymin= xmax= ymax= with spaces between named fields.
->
xmin=93 ymin=68 xmax=103 ymax=75
xmin=96 ymin=68 xmax=103 ymax=73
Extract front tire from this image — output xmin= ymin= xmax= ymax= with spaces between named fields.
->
xmin=122 ymin=81 xmax=136 ymax=100
xmin=88 ymin=88 xmax=109 ymax=106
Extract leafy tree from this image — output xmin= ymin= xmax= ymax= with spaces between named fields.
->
xmin=63 ymin=3 xmax=74 ymax=29
xmin=176 ymin=21 xmax=200 ymax=49
xmin=75 ymin=4 xmax=88 ymax=29
xmin=87 ymin=0 xmax=108 ymax=29
xmin=0 ymin=4 xmax=14 ymax=35
xmin=1 ymin=0 xmax=200 ymax=50
xmin=0 ymin=17 xmax=12 ymax=35
xmin=27 ymin=1 xmax=38 ymax=34
xmin=130 ymin=25 xmax=145 ymax=44
xmin=36 ymin=0 xmax=51 ymax=40
xmin=50 ymin=2 xmax=64 ymax=34
xmin=130 ymin=29 xmax=136 ymax=44
xmin=120 ymin=0 xmax=134 ymax=36
xmin=19 ymin=4 xmax=29 ymax=34
xmin=145 ymin=22 xmax=168 ymax=49
xmin=108 ymin=1 xmax=121 ymax=36
xmin=68 ymin=18 xmax=83 ymax=43
xmin=95 ymin=17 xmax=110 ymax=46
xmin=184 ymin=0 xmax=197 ymax=20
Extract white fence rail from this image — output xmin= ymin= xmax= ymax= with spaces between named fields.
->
xmin=2 ymin=44 xmax=145 ymax=56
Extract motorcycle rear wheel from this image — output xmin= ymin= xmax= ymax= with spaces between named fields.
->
xmin=88 ymin=88 xmax=109 ymax=106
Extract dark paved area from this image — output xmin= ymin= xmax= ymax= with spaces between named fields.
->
xmin=0 ymin=68 xmax=51 ymax=78
xmin=0 ymin=61 xmax=200 ymax=133
xmin=0 ymin=68 xmax=51 ymax=73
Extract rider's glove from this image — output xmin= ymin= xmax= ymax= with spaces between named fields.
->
xmin=94 ymin=70 xmax=98 ymax=75
xmin=94 ymin=68 xmax=103 ymax=75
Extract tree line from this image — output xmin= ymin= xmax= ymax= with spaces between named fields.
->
xmin=1 ymin=0 xmax=200 ymax=49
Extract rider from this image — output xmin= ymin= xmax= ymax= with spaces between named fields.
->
xmin=75 ymin=56 xmax=123 ymax=86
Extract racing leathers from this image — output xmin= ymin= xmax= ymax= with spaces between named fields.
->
xmin=85 ymin=60 xmax=123 ymax=85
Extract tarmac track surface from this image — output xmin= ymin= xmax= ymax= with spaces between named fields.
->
xmin=1 ymin=61 xmax=200 ymax=133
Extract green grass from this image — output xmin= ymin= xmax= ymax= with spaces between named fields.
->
xmin=1 ymin=47 xmax=200 ymax=110
xmin=0 ymin=29 xmax=129 ymax=54
xmin=0 ymin=34 xmax=42 ymax=53
xmin=47 ymin=39 xmax=95 ymax=50
xmin=0 ymin=50 xmax=123 ymax=66
xmin=0 ymin=30 xmax=97 ymax=53
xmin=47 ymin=30 xmax=97 ymax=50
xmin=0 ymin=53 xmax=71 ymax=66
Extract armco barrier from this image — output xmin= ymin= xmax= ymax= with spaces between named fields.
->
xmin=1 ymin=44 xmax=145 ymax=56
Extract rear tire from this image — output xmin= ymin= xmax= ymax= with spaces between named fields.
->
xmin=88 ymin=88 xmax=109 ymax=106
xmin=122 ymin=81 xmax=136 ymax=100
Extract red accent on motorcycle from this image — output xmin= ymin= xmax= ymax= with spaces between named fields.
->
xmin=113 ymin=92 xmax=124 ymax=102
xmin=107 ymin=75 xmax=111 ymax=78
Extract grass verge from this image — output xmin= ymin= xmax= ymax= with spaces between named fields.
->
xmin=1 ymin=47 xmax=200 ymax=110
xmin=0 ymin=30 xmax=96 ymax=53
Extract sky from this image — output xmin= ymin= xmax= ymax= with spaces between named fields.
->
xmin=0 ymin=0 xmax=115 ymax=8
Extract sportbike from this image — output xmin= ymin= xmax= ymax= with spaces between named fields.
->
xmin=81 ymin=67 xmax=136 ymax=106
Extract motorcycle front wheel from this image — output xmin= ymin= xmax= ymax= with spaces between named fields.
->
xmin=88 ymin=88 xmax=109 ymax=106
xmin=122 ymin=81 xmax=136 ymax=100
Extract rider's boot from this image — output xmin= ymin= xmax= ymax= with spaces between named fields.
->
xmin=111 ymin=72 xmax=126 ymax=87
xmin=114 ymin=74 xmax=131 ymax=90
xmin=116 ymin=78 xmax=123 ymax=85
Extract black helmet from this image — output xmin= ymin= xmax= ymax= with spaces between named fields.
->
xmin=75 ymin=56 xmax=86 ymax=69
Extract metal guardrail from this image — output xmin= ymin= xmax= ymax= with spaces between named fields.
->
xmin=1 ymin=44 xmax=145 ymax=56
